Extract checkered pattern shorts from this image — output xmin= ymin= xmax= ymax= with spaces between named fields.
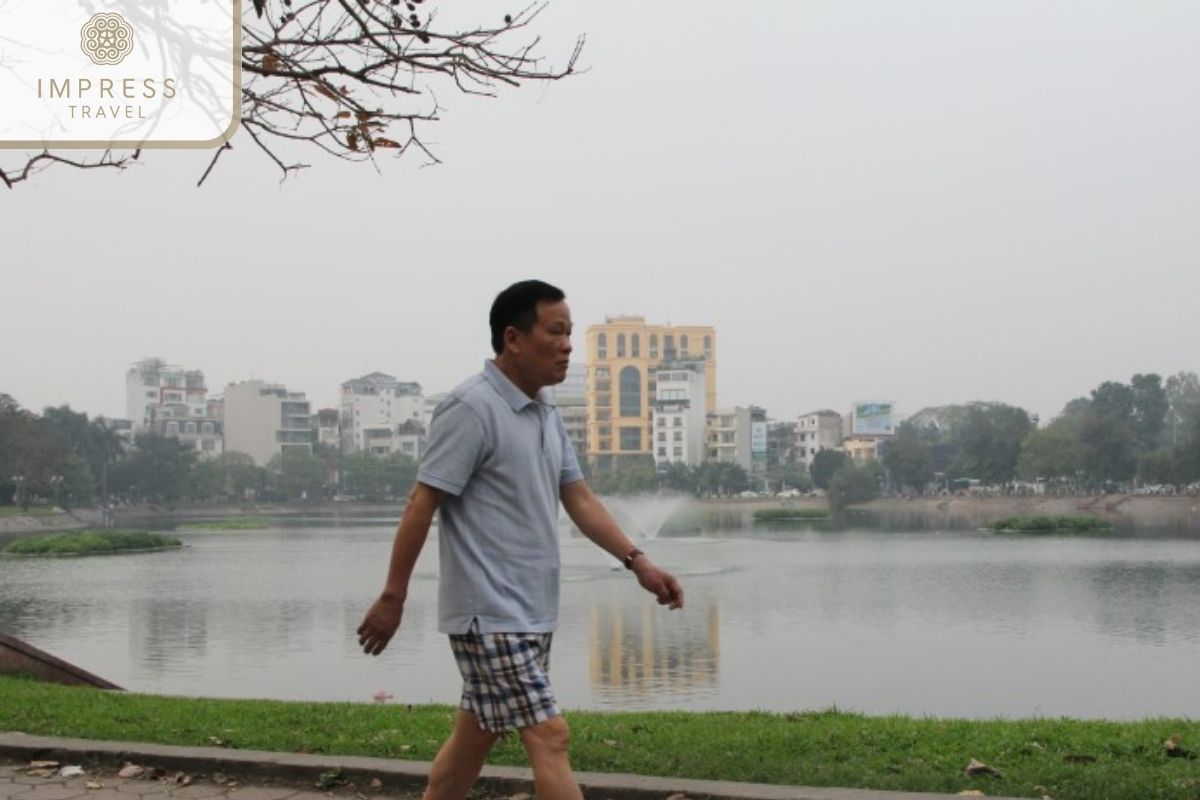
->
xmin=448 ymin=623 xmax=559 ymax=733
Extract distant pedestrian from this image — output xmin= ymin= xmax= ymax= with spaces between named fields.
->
xmin=357 ymin=279 xmax=684 ymax=800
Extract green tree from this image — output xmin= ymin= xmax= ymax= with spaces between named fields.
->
xmin=765 ymin=462 xmax=812 ymax=494
xmin=382 ymin=452 xmax=419 ymax=498
xmin=1130 ymin=373 xmax=1168 ymax=453
xmin=0 ymin=395 xmax=72 ymax=508
xmin=1078 ymin=411 xmax=1136 ymax=484
xmin=268 ymin=449 xmax=327 ymax=500
xmin=1166 ymin=371 xmax=1200 ymax=449
xmin=690 ymin=461 xmax=750 ymax=496
xmin=950 ymin=403 xmax=1033 ymax=484
xmin=809 ymin=449 xmax=848 ymax=490
xmin=828 ymin=462 xmax=882 ymax=510
xmin=110 ymin=434 xmax=198 ymax=502
xmin=1016 ymin=422 xmax=1081 ymax=481
xmin=881 ymin=422 xmax=935 ymax=493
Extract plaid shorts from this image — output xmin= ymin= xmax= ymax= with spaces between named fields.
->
xmin=448 ymin=623 xmax=559 ymax=733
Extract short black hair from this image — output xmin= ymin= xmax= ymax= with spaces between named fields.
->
xmin=489 ymin=280 xmax=566 ymax=354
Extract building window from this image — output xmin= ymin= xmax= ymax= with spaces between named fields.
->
xmin=595 ymin=366 xmax=610 ymax=378
xmin=597 ymin=333 xmax=607 ymax=360
xmin=599 ymin=426 xmax=612 ymax=437
xmin=673 ymin=446 xmax=683 ymax=456
xmin=650 ymin=334 xmax=658 ymax=359
xmin=617 ymin=333 xmax=626 ymax=358
xmin=658 ymin=431 xmax=666 ymax=442
xmin=658 ymin=447 xmax=667 ymax=457
xmin=166 ymin=422 xmax=178 ymax=435
xmin=201 ymin=440 xmax=215 ymax=451
xmin=619 ymin=426 xmax=641 ymax=451
xmin=202 ymin=422 xmax=214 ymax=434
xmin=619 ymin=366 xmax=641 ymax=417
xmin=185 ymin=422 xmax=197 ymax=434
xmin=656 ymin=416 xmax=665 ymax=427
xmin=599 ymin=438 xmax=612 ymax=451
xmin=680 ymin=334 xmax=689 ymax=358
xmin=704 ymin=335 xmax=712 ymax=356
xmin=673 ymin=431 xmax=682 ymax=442
xmin=674 ymin=417 xmax=682 ymax=427
xmin=632 ymin=334 xmax=640 ymax=358
xmin=664 ymin=334 xmax=674 ymax=356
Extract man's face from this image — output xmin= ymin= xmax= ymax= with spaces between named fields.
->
xmin=511 ymin=299 xmax=573 ymax=387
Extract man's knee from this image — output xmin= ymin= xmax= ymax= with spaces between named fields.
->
xmin=520 ymin=715 xmax=571 ymax=758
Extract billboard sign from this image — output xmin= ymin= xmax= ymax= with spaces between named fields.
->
xmin=852 ymin=401 xmax=894 ymax=436
xmin=751 ymin=421 xmax=767 ymax=454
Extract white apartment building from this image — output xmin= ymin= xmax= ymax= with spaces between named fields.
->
xmin=313 ymin=409 xmax=340 ymax=449
xmin=795 ymin=409 xmax=844 ymax=468
xmin=652 ymin=368 xmax=707 ymax=469
xmin=223 ymin=380 xmax=313 ymax=466
xmin=124 ymin=358 xmax=222 ymax=456
xmin=707 ymin=406 xmax=754 ymax=472
xmin=544 ymin=363 xmax=587 ymax=462
xmin=340 ymin=372 xmax=425 ymax=458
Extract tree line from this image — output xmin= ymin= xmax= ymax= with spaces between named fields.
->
xmin=0 ymin=395 xmax=416 ymax=507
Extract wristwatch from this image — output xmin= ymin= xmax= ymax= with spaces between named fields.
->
xmin=622 ymin=547 xmax=644 ymax=570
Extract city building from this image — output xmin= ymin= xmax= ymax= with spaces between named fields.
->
xmin=340 ymin=372 xmax=424 ymax=457
xmin=585 ymin=316 xmax=717 ymax=471
xmin=223 ymin=380 xmax=313 ymax=466
xmin=651 ymin=366 xmax=707 ymax=469
xmin=124 ymin=357 xmax=222 ymax=456
xmin=706 ymin=406 xmax=766 ymax=473
xmin=544 ymin=363 xmax=588 ymax=463
xmin=313 ymin=408 xmax=340 ymax=450
xmin=795 ymin=409 xmax=844 ymax=468
xmin=766 ymin=421 xmax=798 ymax=468
xmin=843 ymin=435 xmax=881 ymax=463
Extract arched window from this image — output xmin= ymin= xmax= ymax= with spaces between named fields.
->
xmin=619 ymin=366 xmax=641 ymax=417
xmin=597 ymin=333 xmax=607 ymax=359
xmin=649 ymin=334 xmax=659 ymax=359
xmin=680 ymin=334 xmax=689 ymax=358
xmin=617 ymin=333 xmax=626 ymax=358
xmin=631 ymin=334 xmax=640 ymax=358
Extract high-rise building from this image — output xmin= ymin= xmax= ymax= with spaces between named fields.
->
xmin=340 ymin=372 xmax=424 ymax=457
xmin=585 ymin=316 xmax=716 ymax=470
xmin=223 ymin=380 xmax=313 ymax=466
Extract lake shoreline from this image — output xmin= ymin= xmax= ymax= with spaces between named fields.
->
xmin=3 ymin=493 xmax=1199 ymax=535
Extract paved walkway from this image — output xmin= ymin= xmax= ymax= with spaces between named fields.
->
xmin=0 ymin=734 xmax=1024 ymax=800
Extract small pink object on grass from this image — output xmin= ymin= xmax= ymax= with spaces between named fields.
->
xmin=373 ymin=690 xmax=394 ymax=704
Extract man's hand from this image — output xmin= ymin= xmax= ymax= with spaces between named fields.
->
xmin=357 ymin=594 xmax=404 ymax=656
xmin=633 ymin=559 xmax=684 ymax=610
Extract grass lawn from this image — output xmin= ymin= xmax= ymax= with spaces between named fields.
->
xmin=1 ymin=676 xmax=1197 ymax=799
xmin=0 ymin=505 xmax=58 ymax=517
xmin=177 ymin=517 xmax=269 ymax=531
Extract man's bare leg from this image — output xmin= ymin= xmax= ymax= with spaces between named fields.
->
xmin=519 ymin=716 xmax=583 ymax=800
xmin=423 ymin=710 xmax=501 ymax=800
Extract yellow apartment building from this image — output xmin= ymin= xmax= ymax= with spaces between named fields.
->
xmin=584 ymin=316 xmax=716 ymax=470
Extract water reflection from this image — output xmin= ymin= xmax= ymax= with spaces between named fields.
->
xmin=587 ymin=595 xmax=719 ymax=701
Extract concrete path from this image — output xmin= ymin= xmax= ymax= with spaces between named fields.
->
xmin=0 ymin=734 xmax=1024 ymax=800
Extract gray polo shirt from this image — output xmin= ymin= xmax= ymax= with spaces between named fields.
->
xmin=417 ymin=360 xmax=584 ymax=634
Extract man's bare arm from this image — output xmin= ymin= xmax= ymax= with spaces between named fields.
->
xmin=560 ymin=480 xmax=684 ymax=609
xmin=356 ymin=481 xmax=444 ymax=655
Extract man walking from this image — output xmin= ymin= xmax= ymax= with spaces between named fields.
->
xmin=357 ymin=279 xmax=684 ymax=800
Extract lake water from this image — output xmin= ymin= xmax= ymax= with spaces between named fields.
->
xmin=2 ymin=511 xmax=1199 ymax=719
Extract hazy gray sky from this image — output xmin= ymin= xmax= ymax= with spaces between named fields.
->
xmin=4 ymin=0 xmax=1198 ymax=423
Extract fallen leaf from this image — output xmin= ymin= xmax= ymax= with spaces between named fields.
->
xmin=602 ymin=739 xmax=619 ymax=748
xmin=964 ymin=758 xmax=1004 ymax=778
xmin=369 ymin=779 xmax=383 ymax=789
xmin=85 ymin=782 xmax=103 ymax=790
xmin=60 ymin=766 xmax=85 ymax=778
xmin=118 ymin=765 xmax=144 ymax=779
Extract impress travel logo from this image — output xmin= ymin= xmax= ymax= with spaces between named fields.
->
xmin=1 ymin=1 xmax=241 ymax=149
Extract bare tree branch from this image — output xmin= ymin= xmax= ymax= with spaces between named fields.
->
xmin=2 ymin=0 xmax=582 ymax=188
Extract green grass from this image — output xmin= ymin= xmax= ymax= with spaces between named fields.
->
xmin=990 ymin=515 xmax=1112 ymax=534
xmin=177 ymin=517 xmax=270 ymax=531
xmin=753 ymin=508 xmax=830 ymax=521
xmin=1 ymin=675 xmax=1197 ymax=799
xmin=1 ymin=530 xmax=181 ymax=556
xmin=0 ymin=505 xmax=58 ymax=516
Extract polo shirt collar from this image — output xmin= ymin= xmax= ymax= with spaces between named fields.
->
xmin=482 ymin=360 xmax=553 ymax=411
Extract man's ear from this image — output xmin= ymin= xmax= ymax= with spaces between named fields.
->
xmin=503 ymin=325 xmax=522 ymax=355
